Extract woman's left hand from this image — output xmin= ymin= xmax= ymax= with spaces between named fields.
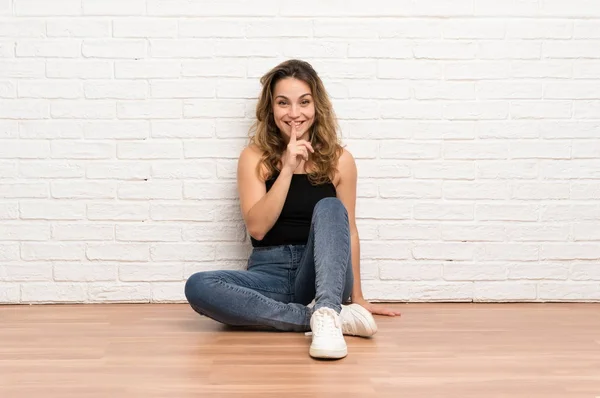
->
xmin=352 ymin=297 xmax=402 ymax=317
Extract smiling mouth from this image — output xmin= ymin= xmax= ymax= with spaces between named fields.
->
xmin=286 ymin=121 xmax=306 ymax=128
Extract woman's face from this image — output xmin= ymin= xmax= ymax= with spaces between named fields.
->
xmin=272 ymin=77 xmax=315 ymax=142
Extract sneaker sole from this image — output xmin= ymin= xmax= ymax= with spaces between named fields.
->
xmin=346 ymin=304 xmax=378 ymax=337
xmin=309 ymin=346 xmax=348 ymax=359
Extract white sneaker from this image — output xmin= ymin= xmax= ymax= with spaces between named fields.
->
xmin=340 ymin=304 xmax=378 ymax=337
xmin=309 ymin=307 xmax=347 ymax=359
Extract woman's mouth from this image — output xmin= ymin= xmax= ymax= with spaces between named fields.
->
xmin=285 ymin=121 xmax=305 ymax=128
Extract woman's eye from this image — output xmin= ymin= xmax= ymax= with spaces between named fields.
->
xmin=278 ymin=101 xmax=287 ymax=105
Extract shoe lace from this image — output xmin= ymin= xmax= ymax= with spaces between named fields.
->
xmin=311 ymin=308 xmax=341 ymax=338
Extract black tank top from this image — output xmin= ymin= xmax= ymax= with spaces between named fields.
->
xmin=250 ymin=173 xmax=337 ymax=247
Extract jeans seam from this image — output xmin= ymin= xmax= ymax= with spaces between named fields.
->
xmin=211 ymin=277 xmax=305 ymax=317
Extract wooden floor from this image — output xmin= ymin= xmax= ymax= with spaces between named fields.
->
xmin=1 ymin=303 xmax=599 ymax=398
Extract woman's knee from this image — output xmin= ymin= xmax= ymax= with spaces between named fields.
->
xmin=313 ymin=197 xmax=347 ymax=219
xmin=184 ymin=272 xmax=215 ymax=307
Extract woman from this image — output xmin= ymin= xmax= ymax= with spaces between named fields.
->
xmin=185 ymin=59 xmax=401 ymax=360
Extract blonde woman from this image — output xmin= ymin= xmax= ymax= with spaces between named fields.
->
xmin=185 ymin=59 xmax=401 ymax=360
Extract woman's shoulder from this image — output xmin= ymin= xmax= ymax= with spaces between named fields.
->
xmin=238 ymin=144 xmax=270 ymax=181
xmin=332 ymin=147 xmax=356 ymax=187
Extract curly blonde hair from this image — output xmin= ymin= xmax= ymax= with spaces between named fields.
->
xmin=249 ymin=59 xmax=343 ymax=185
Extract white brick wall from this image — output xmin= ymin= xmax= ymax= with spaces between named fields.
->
xmin=1 ymin=0 xmax=600 ymax=304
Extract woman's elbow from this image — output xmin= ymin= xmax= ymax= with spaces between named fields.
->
xmin=246 ymin=225 xmax=265 ymax=241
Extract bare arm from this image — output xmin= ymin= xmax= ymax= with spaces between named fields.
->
xmin=237 ymin=146 xmax=293 ymax=240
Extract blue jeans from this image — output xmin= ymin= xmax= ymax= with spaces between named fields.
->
xmin=184 ymin=197 xmax=354 ymax=332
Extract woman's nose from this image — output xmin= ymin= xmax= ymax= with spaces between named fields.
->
xmin=288 ymin=104 xmax=300 ymax=117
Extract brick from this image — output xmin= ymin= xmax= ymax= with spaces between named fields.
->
xmin=16 ymin=39 xmax=81 ymax=58
xmin=414 ymin=203 xmax=474 ymax=221
xmin=54 ymin=263 xmax=117 ymax=282
xmin=475 ymin=243 xmax=539 ymax=261
xmin=445 ymin=142 xmax=509 ymax=159
xmin=380 ymin=262 xmax=442 ymax=281
xmin=348 ymin=40 xmax=412 ymax=59
xmin=19 ymin=80 xmax=82 ymax=99
xmin=47 ymin=19 xmax=110 ymax=37
xmin=444 ymin=181 xmax=509 ymax=200
xmin=413 ymin=242 xmax=475 ymax=261
xmin=120 ymin=263 xmax=183 ymax=282
xmin=51 ymin=100 xmax=116 ymax=119
xmin=150 ymin=243 xmax=215 ymax=261
xmin=83 ymin=120 xmax=149 ymax=139
xmin=444 ymin=263 xmax=507 ymax=280
xmin=0 ymin=60 xmax=45 ymax=78
xmin=14 ymin=0 xmax=81 ymax=16
xmin=184 ymin=139 xmax=245 ymax=159
xmin=183 ymin=99 xmax=245 ymax=118
xmin=0 ymin=20 xmax=45 ymax=37
xmin=0 ymin=223 xmax=50 ymax=241
xmin=379 ymin=223 xmax=440 ymax=240
xmin=88 ymin=283 xmax=150 ymax=303
xmin=87 ymin=202 xmax=149 ymax=221
xmin=183 ymin=223 xmax=246 ymax=242
xmin=356 ymin=199 xmax=411 ymax=220
xmin=0 ymin=183 xmax=48 ymax=198
xmin=51 ymin=181 xmax=116 ymax=199
xmin=19 ymin=161 xmax=85 ymax=178
xmin=150 ymin=39 xmax=214 ymax=58
xmin=85 ymin=80 xmax=148 ymax=100
xmin=20 ymin=201 xmax=85 ymax=220
xmin=506 ymin=225 xmax=570 ymax=241
xmin=53 ymin=224 xmax=114 ymax=241
xmin=510 ymin=141 xmax=571 ymax=159
xmin=82 ymin=0 xmax=145 ymax=16
xmin=378 ymin=60 xmax=442 ymax=79
xmin=147 ymin=0 xmax=278 ymax=16
xmin=184 ymin=181 xmax=237 ymax=200
xmin=0 ymin=140 xmax=49 ymax=159
xmin=151 ymin=80 xmax=216 ymax=99
xmin=152 ymin=120 xmax=214 ymax=138
xmin=512 ymin=182 xmax=570 ymax=200
xmin=379 ymin=181 xmax=442 ymax=199
xmin=21 ymin=242 xmax=85 ymax=261
xmin=0 ymin=99 xmax=49 ymax=118
xmin=116 ymin=224 xmax=181 ymax=242
xmin=477 ymin=81 xmax=542 ymax=99
xmin=443 ymin=20 xmax=505 ymax=39
xmin=117 ymin=141 xmax=182 ymax=159
xmin=87 ymin=162 xmax=150 ymax=180
xmin=477 ymin=161 xmax=538 ymax=179
xmin=178 ymin=19 xmax=245 ymax=38
xmin=114 ymin=18 xmax=177 ymax=38
xmin=0 ymin=202 xmax=18 ymax=220
xmin=117 ymin=100 xmax=182 ymax=119
xmin=538 ymin=283 xmax=600 ymax=301
xmin=19 ymin=120 xmax=83 ymax=139
xmin=46 ymin=60 xmax=112 ymax=79
xmin=151 ymin=161 xmax=215 ymax=179
xmin=87 ymin=243 xmax=149 ymax=261
xmin=474 ymin=282 xmax=537 ymax=301
xmin=51 ymin=140 xmax=114 ymax=159
xmin=21 ymin=282 xmax=87 ymax=303
xmin=381 ymin=101 xmax=442 ymax=120
xmin=118 ymin=181 xmax=182 ymax=200
xmin=511 ymin=101 xmax=572 ymax=119
xmin=115 ymin=60 xmax=180 ymax=79
xmin=508 ymin=263 xmax=569 ymax=280
xmin=443 ymin=102 xmax=509 ymax=120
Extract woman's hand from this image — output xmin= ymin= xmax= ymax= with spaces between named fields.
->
xmin=352 ymin=297 xmax=402 ymax=317
xmin=281 ymin=121 xmax=314 ymax=174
